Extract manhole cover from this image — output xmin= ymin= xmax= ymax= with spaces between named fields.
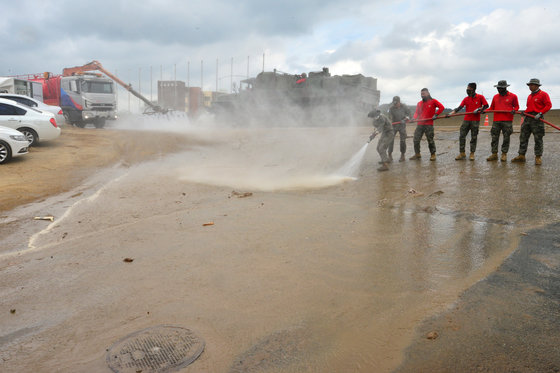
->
xmin=106 ymin=325 xmax=205 ymax=373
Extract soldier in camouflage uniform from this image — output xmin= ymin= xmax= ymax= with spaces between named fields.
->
xmin=511 ymin=78 xmax=552 ymax=165
xmin=388 ymin=96 xmax=411 ymax=162
xmin=486 ymin=80 xmax=519 ymax=162
xmin=448 ymin=83 xmax=488 ymax=161
xmin=368 ymin=109 xmax=394 ymax=171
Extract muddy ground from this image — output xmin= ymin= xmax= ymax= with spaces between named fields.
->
xmin=1 ymin=115 xmax=559 ymax=372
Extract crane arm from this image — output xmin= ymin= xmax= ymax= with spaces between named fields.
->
xmin=63 ymin=60 xmax=166 ymax=114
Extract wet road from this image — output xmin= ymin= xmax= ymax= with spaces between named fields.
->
xmin=1 ymin=125 xmax=559 ymax=372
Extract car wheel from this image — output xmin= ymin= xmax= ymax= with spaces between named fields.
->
xmin=18 ymin=128 xmax=38 ymax=146
xmin=0 ymin=140 xmax=12 ymax=164
xmin=94 ymin=118 xmax=106 ymax=128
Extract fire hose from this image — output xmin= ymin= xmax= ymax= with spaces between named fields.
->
xmin=391 ymin=110 xmax=560 ymax=131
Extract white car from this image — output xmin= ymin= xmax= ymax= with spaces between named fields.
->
xmin=0 ymin=125 xmax=29 ymax=164
xmin=0 ymin=93 xmax=65 ymax=126
xmin=0 ymin=98 xmax=61 ymax=146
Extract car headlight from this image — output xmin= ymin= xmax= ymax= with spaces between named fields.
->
xmin=10 ymin=135 xmax=26 ymax=141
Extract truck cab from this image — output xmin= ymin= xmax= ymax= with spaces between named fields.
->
xmin=60 ymin=75 xmax=117 ymax=128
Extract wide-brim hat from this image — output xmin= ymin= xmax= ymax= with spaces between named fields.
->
xmin=526 ymin=78 xmax=541 ymax=86
xmin=494 ymin=80 xmax=510 ymax=88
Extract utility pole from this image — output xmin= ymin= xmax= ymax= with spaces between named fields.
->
xmin=150 ymin=66 xmax=153 ymax=103
xmin=115 ymin=69 xmax=119 ymax=110
xmin=128 ymin=69 xmax=131 ymax=113
xmin=230 ymin=57 xmax=233 ymax=93
xmin=262 ymin=53 xmax=265 ymax=72
xmin=138 ymin=67 xmax=141 ymax=113
xmin=216 ymin=58 xmax=219 ymax=93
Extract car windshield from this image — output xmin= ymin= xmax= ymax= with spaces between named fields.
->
xmin=80 ymin=81 xmax=114 ymax=94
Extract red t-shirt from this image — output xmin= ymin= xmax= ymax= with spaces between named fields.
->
xmin=413 ymin=98 xmax=445 ymax=126
xmin=460 ymin=94 xmax=489 ymax=121
xmin=489 ymin=92 xmax=519 ymax=122
xmin=526 ymin=89 xmax=552 ymax=114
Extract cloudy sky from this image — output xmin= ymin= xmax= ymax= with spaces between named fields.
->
xmin=2 ymin=0 xmax=560 ymax=110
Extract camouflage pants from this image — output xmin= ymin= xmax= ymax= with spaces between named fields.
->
xmin=388 ymin=123 xmax=407 ymax=155
xmin=458 ymin=120 xmax=480 ymax=153
xmin=377 ymin=130 xmax=393 ymax=163
xmin=518 ymin=115 xmax=545 ymax=156
xmin=413 ymin=125 xmax=436 ymax=155
xmin=490 ymin=121 xmax=513 ymax=154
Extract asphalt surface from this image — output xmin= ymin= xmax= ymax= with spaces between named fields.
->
xmin=396 ymin=222 xmax=560 ymax=373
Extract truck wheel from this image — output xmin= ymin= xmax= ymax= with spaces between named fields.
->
xmin=17 ymin=128 xmax=38 ymax=146
xmin=94 ymin=118 xmax=106 ymax=128
xmin=74 ymin=122 xmax=86 ymax=128
xmin=0 ymin=140 xmax=12 ymax=164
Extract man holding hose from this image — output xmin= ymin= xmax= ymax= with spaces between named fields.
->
xmin=448 ymin=82 xmax=489 ymax=161
xmin=368 ymin=109 xmax=394 ymax=172
xmin=511 ymin=79 xmax=552 ymax=165
xmin=487 ymin=80 xmax=519 ymax=162
xmin=410 ymin=88 xmax=445 ymax=161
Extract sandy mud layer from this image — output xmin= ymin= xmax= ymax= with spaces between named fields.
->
xmin=1 ymin=121 xmax=559 ymax=372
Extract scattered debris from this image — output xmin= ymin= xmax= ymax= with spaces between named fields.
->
xmin=377 ymin=198 xmax=387 ymax=206
xmin=62 ymin=232 xmax=68 ymax=239
xmin=123 ymin=258 xmax=134 ymax=263
xmin=202 ymin=222 xmax=214 ymax=226
xmin=429 ymin=190 xmax=444 ymax=197
xmin=426 ymin=331 xmax=439 ymax=340
xmin=231 ymin=190 xmax=253 ymax=198
xmin=407 ymin=189 xmax=424 ymax=197
xmin=33 ymin=216 xmax=54 ymax=222
xmin=10 ymin=309 xmax=16 ymax=314
xmin=520 ymin=232 xmax=528 ymax=236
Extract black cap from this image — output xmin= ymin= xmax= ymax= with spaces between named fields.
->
xmin=468 ymin=82 xmax=477 ymax=90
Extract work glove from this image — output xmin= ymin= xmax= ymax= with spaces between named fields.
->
xmin=474 ymin=108 xmax=482 ymax=114
xmin=511 ymin=110 xmax=516 ymax=115
xmin=369 ymin=132 xmax=378 ymax=142
xmin=432 ymin=114 xmax=438 ymax=120
xmin=400 ymin=119 xmax=406 ymax=125
xmin=535 ymin=113 xmax=543 ymax=120
xmin=519 ymin=111 xmax=525 ymax=116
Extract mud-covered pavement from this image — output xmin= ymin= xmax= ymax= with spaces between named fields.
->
xmin=1 ymin=122 xmax=559 ymax=372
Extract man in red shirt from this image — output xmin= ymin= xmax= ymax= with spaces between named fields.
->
xmin=487 ymin=80 xmax=519 ymax=162
xmin=511 ymin=78 xmax=552 ymax=165
xmin=449 ymin=82 xmax=489 ymax=161
xmin=409 ymin=88 xmax=445 ymax=161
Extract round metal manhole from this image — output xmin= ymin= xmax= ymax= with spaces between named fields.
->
xmin=106 ymin=325 xmax=205 ymax=373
